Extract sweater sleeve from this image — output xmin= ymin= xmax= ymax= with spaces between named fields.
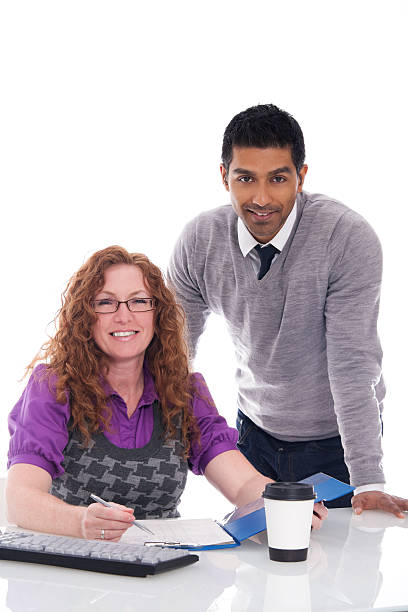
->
xmin=325 ymin=212 xmax=385 ymax=487
xmin=188 ymin=373 xmax=238 ymax=475
xmin=7 ymin=364 xmax=70 ymax=479
xmin=167 ymin=219 xmax=212 ymax=358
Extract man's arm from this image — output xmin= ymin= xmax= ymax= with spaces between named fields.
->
xmin=325 ymin=212 xmax=408 ymax=517
xmin=168 ymin=221 xmax=211 ymax=358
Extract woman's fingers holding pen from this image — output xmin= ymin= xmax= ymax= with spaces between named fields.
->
xmin=80 ymin=501 xmax=135 ymax=540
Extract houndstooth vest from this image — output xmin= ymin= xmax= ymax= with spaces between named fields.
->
xmin=50 ymin=401 xmax=188 ymax=518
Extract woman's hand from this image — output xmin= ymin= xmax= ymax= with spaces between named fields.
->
xmin=80 ymin=501 xmax=136 ymax=541
xmin=311 ymin=501 xmax=328 ymax=530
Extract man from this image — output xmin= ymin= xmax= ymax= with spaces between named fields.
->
xmin=168 ymin=103 xmax=408 ymax=516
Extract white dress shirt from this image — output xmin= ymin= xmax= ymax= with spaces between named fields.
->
xmin=237 ymin=202 xmax=297 ymax=270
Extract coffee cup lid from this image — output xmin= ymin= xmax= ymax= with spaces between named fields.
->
xmin=262 ymin=482 xmax=316 ymax=501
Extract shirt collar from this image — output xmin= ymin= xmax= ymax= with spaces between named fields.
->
xmin=237 ymin=200 xmax=297 ymax=257
xmin=102 ymin=360 xmax=159 ymax=407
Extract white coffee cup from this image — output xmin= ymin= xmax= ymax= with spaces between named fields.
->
xmin=262 ymin=482 xmax=316 ymax=562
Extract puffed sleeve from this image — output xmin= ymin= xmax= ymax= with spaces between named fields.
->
xmin=188 ymin=373 xmax=238 ymax=475
xmin=7 ymin=364 xmax=70 ymax=479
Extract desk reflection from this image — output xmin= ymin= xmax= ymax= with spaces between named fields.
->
xmin=0 ymin=557 xmax=235 ymax=612
xmin=203 ymin=510 xmax=386 ymax=612
xmin=1 ymin=510 xmax=407 ymax=612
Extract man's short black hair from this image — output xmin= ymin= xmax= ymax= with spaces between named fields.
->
xmin=221 ymin=104 xmax=305 ymax=175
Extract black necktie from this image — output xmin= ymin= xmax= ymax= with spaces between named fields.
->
xmin=254 ymin=244 xmax=280 ymax=280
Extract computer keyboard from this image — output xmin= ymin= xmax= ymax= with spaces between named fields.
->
xmin=0 ymin=531 xmax=199 ymax=577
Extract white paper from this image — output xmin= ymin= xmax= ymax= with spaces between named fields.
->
xmin=122 ymin=518 xmax=235 ymax=547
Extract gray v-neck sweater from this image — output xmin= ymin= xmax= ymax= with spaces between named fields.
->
xmin=168 ymin=191 xmax=385 ymax=487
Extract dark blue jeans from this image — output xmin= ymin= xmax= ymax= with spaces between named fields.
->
xmin=236 ymin=410 xmax=353 ymax=508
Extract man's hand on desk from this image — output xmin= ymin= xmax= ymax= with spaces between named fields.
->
xmin=352 ymin=491 xmax=408 ymax=518
xmin=312 ymin=502 xmax=328 ymax=530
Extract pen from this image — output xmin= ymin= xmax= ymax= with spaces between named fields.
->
xmin=145 ymin=542 xmax=200 ymax=549
xmin=90 ymin=493 xmax=155 ymax=535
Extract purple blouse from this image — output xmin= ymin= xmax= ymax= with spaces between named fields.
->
xmin=8 ymin=364 xmax=238 ymax=479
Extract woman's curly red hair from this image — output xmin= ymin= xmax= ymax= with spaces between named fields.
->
xmin=28 ymin=246 xmax=200 ymax=456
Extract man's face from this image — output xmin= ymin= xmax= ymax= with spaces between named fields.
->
xmin=221 ymin=146 xmax=308 ymax=243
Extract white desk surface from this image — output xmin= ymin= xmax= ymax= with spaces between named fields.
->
xmin=0 ymin=508 xmax=407 ymax=612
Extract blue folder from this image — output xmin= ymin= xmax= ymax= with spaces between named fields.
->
xmin=188 ymin=473 xmax=354 ymax=550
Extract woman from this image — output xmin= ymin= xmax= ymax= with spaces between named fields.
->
xmin=7 ymin=246 xmax=327 ymax=541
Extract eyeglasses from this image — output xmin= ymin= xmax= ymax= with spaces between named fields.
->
xmin=92 ymin=298 xmax=157 ymax=313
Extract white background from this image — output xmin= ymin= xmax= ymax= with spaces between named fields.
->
xmin=0 ymin=0 xmax=407 ymax=520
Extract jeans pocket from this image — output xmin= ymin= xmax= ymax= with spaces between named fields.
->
xmin=311 ymin=435 xmax=343 ymax=454
xmin=237 ymin=416 xmax=255 ymax=447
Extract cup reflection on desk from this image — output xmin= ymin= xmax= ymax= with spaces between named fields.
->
xmin=263 ymin=562 xmax=312 ymax=612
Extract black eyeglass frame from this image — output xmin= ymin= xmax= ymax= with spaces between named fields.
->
xmin=91 ymin=298 xmax=157 ymax=313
